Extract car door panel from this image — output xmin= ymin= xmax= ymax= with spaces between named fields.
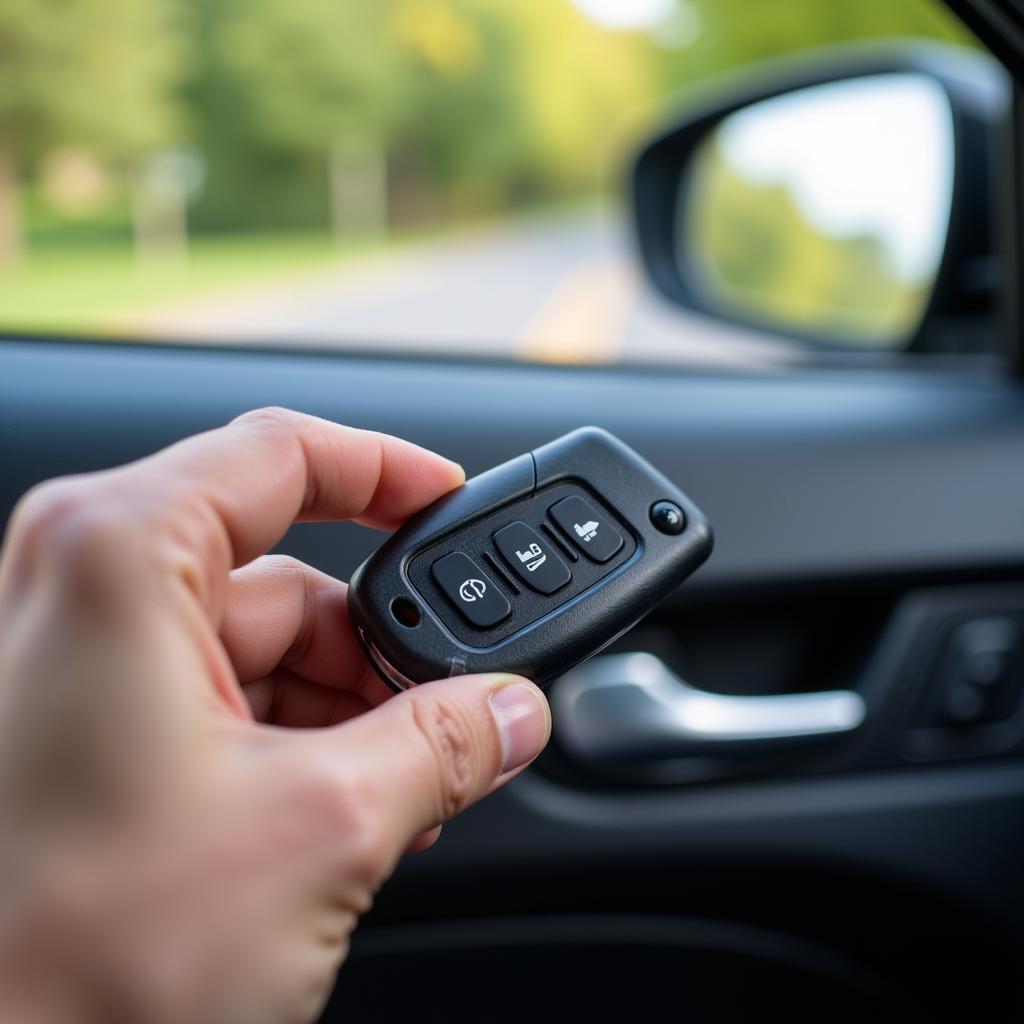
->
xmin=2 ymin=337 xmax=1022 ymax=1020
xmin=4 ymin=341 xmax=1024 ymax=584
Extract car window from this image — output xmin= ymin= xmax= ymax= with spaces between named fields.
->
xmin=0 ymin=0 xmax=974 ymax=366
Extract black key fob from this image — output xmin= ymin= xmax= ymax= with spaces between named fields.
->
xmin=348 ymin=427 xmax=712 ymax=690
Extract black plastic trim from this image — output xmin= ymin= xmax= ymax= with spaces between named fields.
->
xmin=632 ymin=41 xmax=1009 ymax=355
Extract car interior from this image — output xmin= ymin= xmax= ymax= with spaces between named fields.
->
xmin=1 ymin=0 xmax=1022 ymax=1021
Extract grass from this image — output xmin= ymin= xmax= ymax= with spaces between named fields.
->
xmin=0 ymin=232 xmax=365 ymax=336
xmin=0 ymin=195 xmax=609 ymax=338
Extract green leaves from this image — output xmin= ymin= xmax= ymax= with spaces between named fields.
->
xmin=0 ymin=0 xmax=186 ymax=162
xmin=0 ymin=0 xmax=978 ymax=234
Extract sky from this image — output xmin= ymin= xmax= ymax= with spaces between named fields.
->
xmin=571 ymin=0 xmax=678 ymax=30
xmin=714 ymin=74 xmax=955 ymax=282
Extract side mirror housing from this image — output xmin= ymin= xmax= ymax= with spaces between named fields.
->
xmin=632 ymin=43 xmax=1009 ymax=353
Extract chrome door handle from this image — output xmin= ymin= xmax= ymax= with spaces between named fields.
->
xmin=552 ymin=652 xmax=866 ymax=769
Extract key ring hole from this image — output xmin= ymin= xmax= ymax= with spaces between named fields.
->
xmin=390 ymin=597 xmax=422 ymax=628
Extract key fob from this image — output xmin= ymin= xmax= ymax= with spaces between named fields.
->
xmin=348 ymin=427 xmax=712 ymax=690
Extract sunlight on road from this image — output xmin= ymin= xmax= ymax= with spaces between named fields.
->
xmin=516 ymin=259 xmax=636 ymax=364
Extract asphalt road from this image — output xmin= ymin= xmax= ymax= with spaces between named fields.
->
xmin=130 ymin=207 xmax=785 ymax=368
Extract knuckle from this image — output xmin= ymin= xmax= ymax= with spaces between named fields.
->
xmin=256 ymin=552 xmax=307 ymax=576
xmin=408 ymin=695 xmax=481 ymax=820
xmin=241 ymin=555 xmax=320 ymax=666
xmin=231 ymin=406 xmax=311 ymax=503
xmin=11 ymin=478 xmax=128 ymax=566
xmin=13 ymin=479 xmax=90 ymax=540
xmin=234 ymin=405 xmax=303 ymax=434
xmin=309 ymin=768 xmax=392 ymax=890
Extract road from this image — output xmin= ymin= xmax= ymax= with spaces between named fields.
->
xmin=128 ymin=207 xmax=785 ymax=368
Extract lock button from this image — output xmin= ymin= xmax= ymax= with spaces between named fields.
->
xmin=493 ymin=521 xmax=571 ymax=595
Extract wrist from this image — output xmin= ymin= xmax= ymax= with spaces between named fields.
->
xmin=0 ymin=834 xmax=123 ymax=1024
xmin=0 ymin=866 xmax=78 ymax=1023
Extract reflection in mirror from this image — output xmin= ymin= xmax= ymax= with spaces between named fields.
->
xmin=680 ymin=74 xmax=954 ymax=346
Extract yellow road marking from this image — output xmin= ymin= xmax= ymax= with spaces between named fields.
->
xmin=515 ymin=259 xmax=636 ymax=364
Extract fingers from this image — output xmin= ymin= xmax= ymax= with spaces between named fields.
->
xmin=406 ymin=826 xmax=443 ymax=855
xmin=10 ymin=408 xmax=464 ymax=615
xmin=220 ymin=561 xmax=391 ymax=704
xmin=221 ymin=557 xmax=358 ymax=684
xmin=244 ymin=670 xmax=376 ymax=729
xmin=142 ymin=407 xmax=464 ymax=560
xmin=304 ymin=675 xmax=550 ymax=877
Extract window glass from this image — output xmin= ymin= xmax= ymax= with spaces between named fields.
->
xmin=0 ymin=0 xmax=973 ymax=364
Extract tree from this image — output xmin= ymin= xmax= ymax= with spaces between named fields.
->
xmin=656 ymin=0 xmax=975 ymax=94
xmin=492 ymin=0 xmax=659 ymax=193
xmin=205 ymin=0 xmax=408 ymax=240
xmin=189 ymin=0 xmax=659 ymax=233
xmin=0 ymin=0 xmax=184 ymax=266
xmin=385 ymin=0 xmax=535 ymax=221
xmin=689 ymin=146 xmax=926 ymax=343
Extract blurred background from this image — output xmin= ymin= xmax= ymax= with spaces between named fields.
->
xmin=0 ymin=0 xmax=973 ymax=362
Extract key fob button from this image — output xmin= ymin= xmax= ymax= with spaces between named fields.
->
xmin=431 ymin=552 xmax=511 ymax=628
xmin=549 ymin=495 xmax=624 ymax=563
xmin=493 ymin=522 xmax=571 ymax=594
xmin=348 ymin=427 xmax=713 ymax=690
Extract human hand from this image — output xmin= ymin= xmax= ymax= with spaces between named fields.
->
xmin=0 ymin=408 xmax=550 ymax=1023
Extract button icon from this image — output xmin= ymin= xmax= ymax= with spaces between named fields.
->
xmin=573 ymin=520 xmax=599 ymax=542
xmin=493 ymin=522 xmax=571 ymax=595
xmin=458 ymin=577 xmax=487 ymax=602
xmin=549 ymin=495 xmax=623 ymax=563
xmin=431 ymin=552 xmax=511 ymax=628
xmin=515 ymin=543 xmax=547 ymax=572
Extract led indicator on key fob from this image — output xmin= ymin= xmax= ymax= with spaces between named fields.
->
xmin=348 ymin=427 xmax=712 ymax=690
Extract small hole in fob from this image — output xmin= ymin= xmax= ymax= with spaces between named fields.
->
xmin=390 ymin=597 xmax=422 ymax=628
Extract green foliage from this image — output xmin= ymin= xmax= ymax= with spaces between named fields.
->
xmin=658 ymin=0 xmax=975 ymax=93
xmin=387 ymin=0 xmax=537 ymax=215
xmin=0 ymin=231 xmax=346 ymax=330
xmin=1 ymin=0 xmax=980 ymax=236
xmin=687 ymin=145 xmax=927 ymax=343
xmin=0 ymin=0 xmax=186 ymax=164
xmin=209 ymin=0 xmax=405 ymax=151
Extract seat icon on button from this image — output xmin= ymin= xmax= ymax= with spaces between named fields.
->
xmin=574 ymin=520 xmax=599 ymax=542
xmin=550 ymin=495 xmax=623 ymax=563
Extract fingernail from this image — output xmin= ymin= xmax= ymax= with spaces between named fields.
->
xmin=489 ymin=681 xmax=550 ymax=774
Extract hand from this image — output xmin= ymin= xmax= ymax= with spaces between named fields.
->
xmin=0 ymin=408 xmax=550 ymax=1024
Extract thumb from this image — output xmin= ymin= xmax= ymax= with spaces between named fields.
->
xmin=311 ymin=674 xmax=549 ymax=855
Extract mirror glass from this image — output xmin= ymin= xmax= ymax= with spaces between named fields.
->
xmin=679 ymin=73 xmax=954 ymax=346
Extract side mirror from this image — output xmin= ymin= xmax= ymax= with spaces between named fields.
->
xmin=632 ymin=44 xmax=1009 ymax=352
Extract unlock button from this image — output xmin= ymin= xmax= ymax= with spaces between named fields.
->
xmin=494 ymin=522 xmax=571 ymax=595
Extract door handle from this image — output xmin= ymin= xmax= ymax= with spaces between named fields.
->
xmin=552 ymin=652 xmax=866 ymax=771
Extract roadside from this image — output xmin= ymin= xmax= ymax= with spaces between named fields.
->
xmin=3 ymin=204 xmax=786 ymax=368
xmin=118 ymin=205 xmax=785 ymax=367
